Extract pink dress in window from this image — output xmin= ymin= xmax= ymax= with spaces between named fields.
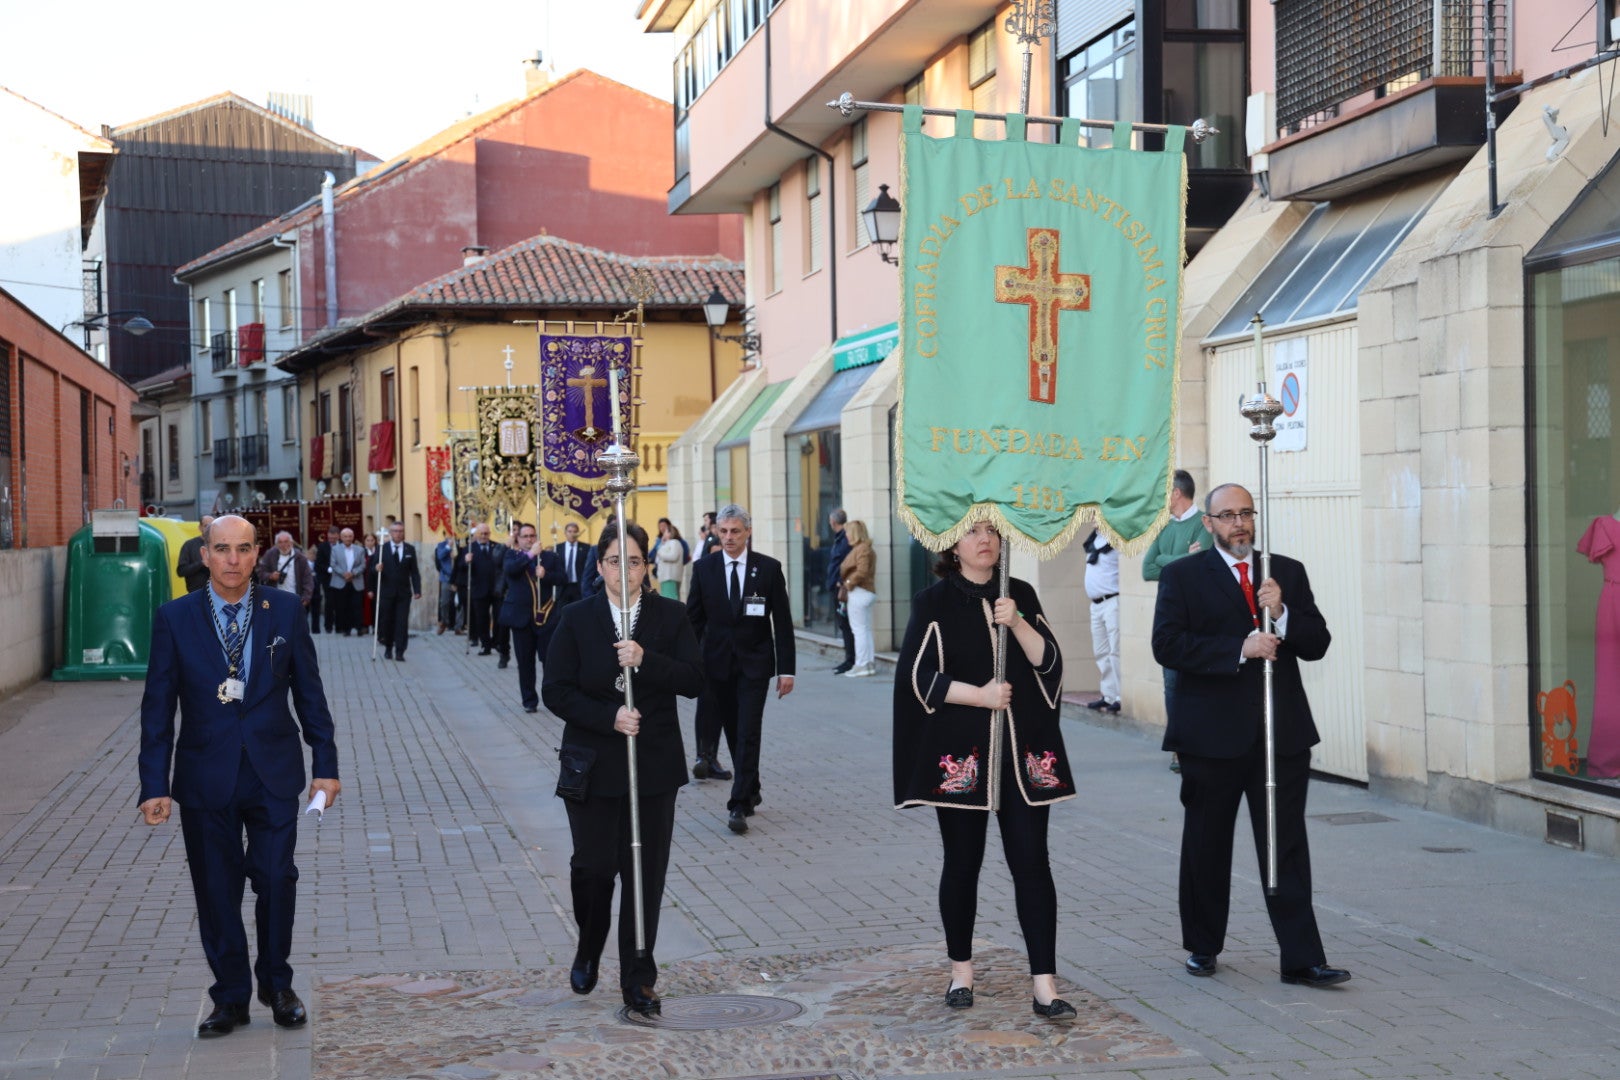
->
xmin=1576 ymin=516 xmax=1620 ymax=778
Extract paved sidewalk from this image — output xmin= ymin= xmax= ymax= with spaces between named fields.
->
xmin=1 ymin=628 xmax=1619 ymax=1078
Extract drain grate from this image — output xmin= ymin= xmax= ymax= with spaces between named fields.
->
xmin=618 ymin=993 xmax=805 ymax=1031
xmin=1310 ymin=811 xmax=1395 ymax=826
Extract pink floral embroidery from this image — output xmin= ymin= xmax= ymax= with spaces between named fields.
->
xmin=936 ymin=749 xmax=981 ymax=794
xmin=1025 ymin=749 xmax=1065 ymax=790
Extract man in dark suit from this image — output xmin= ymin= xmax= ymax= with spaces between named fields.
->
xmin=465 ymin=522 xmax=502 ymax=654
xmin=138 ymin=514 xmax=340 ymax=1037
xmin=685 ymin=503 xmax=795 ymax=835
xmin=376 ymin=521 xmax=422 ymax=661
xmin=500 ymin=522 xmax=563 ymax=713
xmin=310 ymin=526 xmax=337 ymax=633
xmin=175 ymin=515 xmax=215 ymax=594
xmin=554 ymin=521 xmax=591 ymax=608
xmin=1151 ymin=482 xmax=1349 ymax=989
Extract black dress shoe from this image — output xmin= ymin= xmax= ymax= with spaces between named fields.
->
xmin=622 ymin=984 xmax=661 ymax=1016
xmin=727 ymin=809 xmax=748 ymax=834
xmin=1185 ymin=953 xmax=1218 ymax=977
xmin=498 ymin=657 xmax=509 ymax=669
xmin=832 ymin=663 xmax=852 ymax=675
xmin=944 ymin=984 xmax=974 ymax=1009
xmin=197 ymin=1001 xmax=250 ymax=1037
xmin=691 ymin=757 xmax=710 ymax=779
xmin=383 ymin=649 xmax=393 ymax=660
xmin=478 ymin=648 xmax=493 ymax=656
xmin=257 ymin=988 xmax=307 ymax=1027
xmin=569 ymin=953 xmax=599 ymax=995
xmin=523 ymin=705 xmax=538 ymax=714
xmin=1031 ymin=997 xmax=1077 ymax=1020
xmin=707 ymin=760 xmax=732 ymax=781
xmin=1281 ymin=964 xmax=1351 ymax=987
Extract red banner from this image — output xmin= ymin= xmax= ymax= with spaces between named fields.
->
xmin=308 ymin=501 xmax=333 ymax=546
xmin=425 ymin=446 xmax=453 ymax=535
xmin=368 ymin=421 xmax=396 ymax=472
xmin=267 ymin=501 xmax=303 ymax=546
xmin=330 ymin=496 xmax=364 ymax=537
xmin=309 ymin=435 xmax=325 ymax=481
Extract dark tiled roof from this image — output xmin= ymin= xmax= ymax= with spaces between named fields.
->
xmin=403 ymin=234 xmax=744 ymax=309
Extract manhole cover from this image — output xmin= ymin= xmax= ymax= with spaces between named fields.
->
xmin=1310 ymin=811 xmax=1395 ymax=826
xmin=617 ymin=993 xmax=805 ymax=1030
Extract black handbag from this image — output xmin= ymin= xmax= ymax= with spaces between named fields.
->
xmin=554 ymin=745 xmax=597 ymax=803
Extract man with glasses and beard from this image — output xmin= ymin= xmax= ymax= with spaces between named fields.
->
xmin=1150 ymin=483 xmax=1350 ymax=990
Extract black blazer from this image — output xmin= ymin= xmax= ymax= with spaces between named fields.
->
xmin=685 ymin=549 xmax=796 ymax=682
xmin=542 ymin=592 xmax=703 ymax=797
xmin=377 ymin=541 xmax=421 ymax=598
xmin=1152 ymin=547 xmax=1331 ymax=759
xmin=467 ymin=542 xmax=503 ymax=600
xmin=499 ymin=547 xmax=563 ymax=629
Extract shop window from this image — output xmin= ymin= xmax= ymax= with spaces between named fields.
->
xmin=1529 ymin=150 xmax=1620 ymax=791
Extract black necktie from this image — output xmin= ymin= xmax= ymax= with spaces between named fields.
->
xmin=729 ymin=560 xmax=741 ymax=606
xmin=568 ymin=544 xmax=576 ymax=583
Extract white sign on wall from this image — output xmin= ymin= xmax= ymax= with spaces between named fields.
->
xmin=1271 ymin=337 xmax=1307 ymax=452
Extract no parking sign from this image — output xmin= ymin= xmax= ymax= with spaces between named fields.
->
xmin=1271 ymin=338 xmax=1307 ymax=452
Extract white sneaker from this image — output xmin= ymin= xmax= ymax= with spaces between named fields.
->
xmin=845 ymin=664 xmax=875 ymax=678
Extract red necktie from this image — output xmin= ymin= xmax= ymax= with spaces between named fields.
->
xmin=1236 ymin=560 xmax=1259 ymax=628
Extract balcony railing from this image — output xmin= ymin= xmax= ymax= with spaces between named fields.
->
xmin=213 ymin=437 xmax=238 ymax=478
xmin=210 ymin=332 xmax=234 ymax=374
xmin=1275 ymin=0 xmax=1507 ymax=134
xmin=240 ymin=434 xmax=268 ymax=475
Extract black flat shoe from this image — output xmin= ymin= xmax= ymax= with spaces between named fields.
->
xmin=197 ymin=1002 xmax=249 ymax=1037
xmin=256 ymin=988 xmax=307 ymax=1027
xmin=622 ymin=984 xmax=660 ymax=1016
xmin=944 ymin=984 xmax=973 ymax=1009
xmin=1281 ymin=964 xmax=1351 ymax=987
xmin=1185 ymin=953 xmax=1218 ymax=977
xmin=1031 ymin=997 xmax=1076 ymax=1020
xmin=569 ymin=953 xmax=599 ymax=995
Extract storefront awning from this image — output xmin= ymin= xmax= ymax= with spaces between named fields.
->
xmin=1208 ymin=170 xmax=1450 ymax=340
xmin=787 ymin=363 xmax=880 ymax=436
xmin=716 ymin=381 xmax=789 ymax=451
xmin=833 ymin=322 xmax=898 ymax=371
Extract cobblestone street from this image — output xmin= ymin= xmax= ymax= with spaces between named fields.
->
xmin=2 ymin=629 xmax=1620 ymax=1078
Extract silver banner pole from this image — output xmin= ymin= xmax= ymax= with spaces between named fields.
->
xmin=1242 ymin=315 xmax=1283 ymax=896
xmin=597 ymin=376 xmax=647 ymax=955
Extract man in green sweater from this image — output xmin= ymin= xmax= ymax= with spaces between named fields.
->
xmin=1143 ymin=470 xmax=1213 ymax=772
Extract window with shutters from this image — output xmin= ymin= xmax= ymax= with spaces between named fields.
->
xmin=278 ymin=269 xmax=294 ymax=329
xmin=850 ymin=118 xmax=870 ymax=250
xmin=804 ymin=158 xmax=823 ymax=275
xmin=768 ymin=184 xmax=783 ymax=294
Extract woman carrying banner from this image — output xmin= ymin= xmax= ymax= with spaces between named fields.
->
xmin=541 ymin=521 xmax=704 ymax=1016
xmin=893 ymin=519 xmax=1078 ymax=1020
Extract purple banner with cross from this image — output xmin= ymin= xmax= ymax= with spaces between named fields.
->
xmin=539 ymin=333 xmax=632 ymax=521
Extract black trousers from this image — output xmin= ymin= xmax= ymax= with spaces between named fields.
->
xmin=511 ymin=623 xmax=545 ymax=709
xmin=838 ymin=607 xmax=856 ymax=667
xmin=377 ymin=592 xmax=411 ymax=655
xmin=332 ymin=587 xmax=361 ymax=635
xmin=1176 ymin=744 xmax=1325 ymax=972
xmin=705 ymin=674 xmax=769 ymax=813
xmin=469 ymin=596 xmax=497 ymax=649
xmin=934 ymin=741 xmax=1057 ymax=974
xmin=178 ymin=755 xmax=299 ymax=1007
xmin=308 ymin=583 xmax=324 ymax=634
xmin=322 ymin=585 xmax=342 ymax=632
xmin=565 ymin=787 xmax=676 ymax=991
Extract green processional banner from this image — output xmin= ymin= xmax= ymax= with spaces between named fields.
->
xmin=895 ymin=106 xmax=1186 ymax=556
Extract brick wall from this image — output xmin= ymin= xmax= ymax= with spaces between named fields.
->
xmin=0 ymin=287 xmax=143 ymax=549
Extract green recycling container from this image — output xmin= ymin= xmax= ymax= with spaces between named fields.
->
xmin=52 ymin=512 xmax=172 ymax=681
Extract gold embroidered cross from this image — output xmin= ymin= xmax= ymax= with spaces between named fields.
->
xmin=994 ymin=228 xmax=1091 ymax=404
xmin=566 ymin=365 xmax=608 ymax=440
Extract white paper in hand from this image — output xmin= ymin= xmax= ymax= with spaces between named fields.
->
xmin=305 ymin=789 xmax=329 ymax=819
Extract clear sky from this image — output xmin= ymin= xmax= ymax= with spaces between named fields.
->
xmin=3 ymin=0 xmax=673 ymax=160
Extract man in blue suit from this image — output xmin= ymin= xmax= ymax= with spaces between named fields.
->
xmin=499 ymin=522 xmax=563 ymax=713
xmin=138 ymin=514 xmax=341 ymax=1038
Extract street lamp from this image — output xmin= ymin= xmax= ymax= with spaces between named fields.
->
xmin=861 ymin=184 xmax=902 ymax=265
xmin=702 ymin=286 xmax=763 ymax=369
xmin=64 ymin=310 xmax=155 ymax=350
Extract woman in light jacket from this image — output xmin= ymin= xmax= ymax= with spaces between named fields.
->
xmin=839 ymin=519 xmax=877 ymax=677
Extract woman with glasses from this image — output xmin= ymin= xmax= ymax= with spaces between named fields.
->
xmin=542 ymin=521 xmax=704 ymax=1016
xmin=892 ymin=519 xmax=1079 ymax=1020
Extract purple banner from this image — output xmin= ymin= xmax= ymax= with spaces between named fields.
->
xmin=539 ymin=334 xmax=632 ymax=520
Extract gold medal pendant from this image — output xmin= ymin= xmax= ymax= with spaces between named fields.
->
xmin=217 ymin=681 xmax=232 ymax=704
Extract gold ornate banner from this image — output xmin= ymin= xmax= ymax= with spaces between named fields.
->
xmin=476 ymin=388 xmax=539 ymax=516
